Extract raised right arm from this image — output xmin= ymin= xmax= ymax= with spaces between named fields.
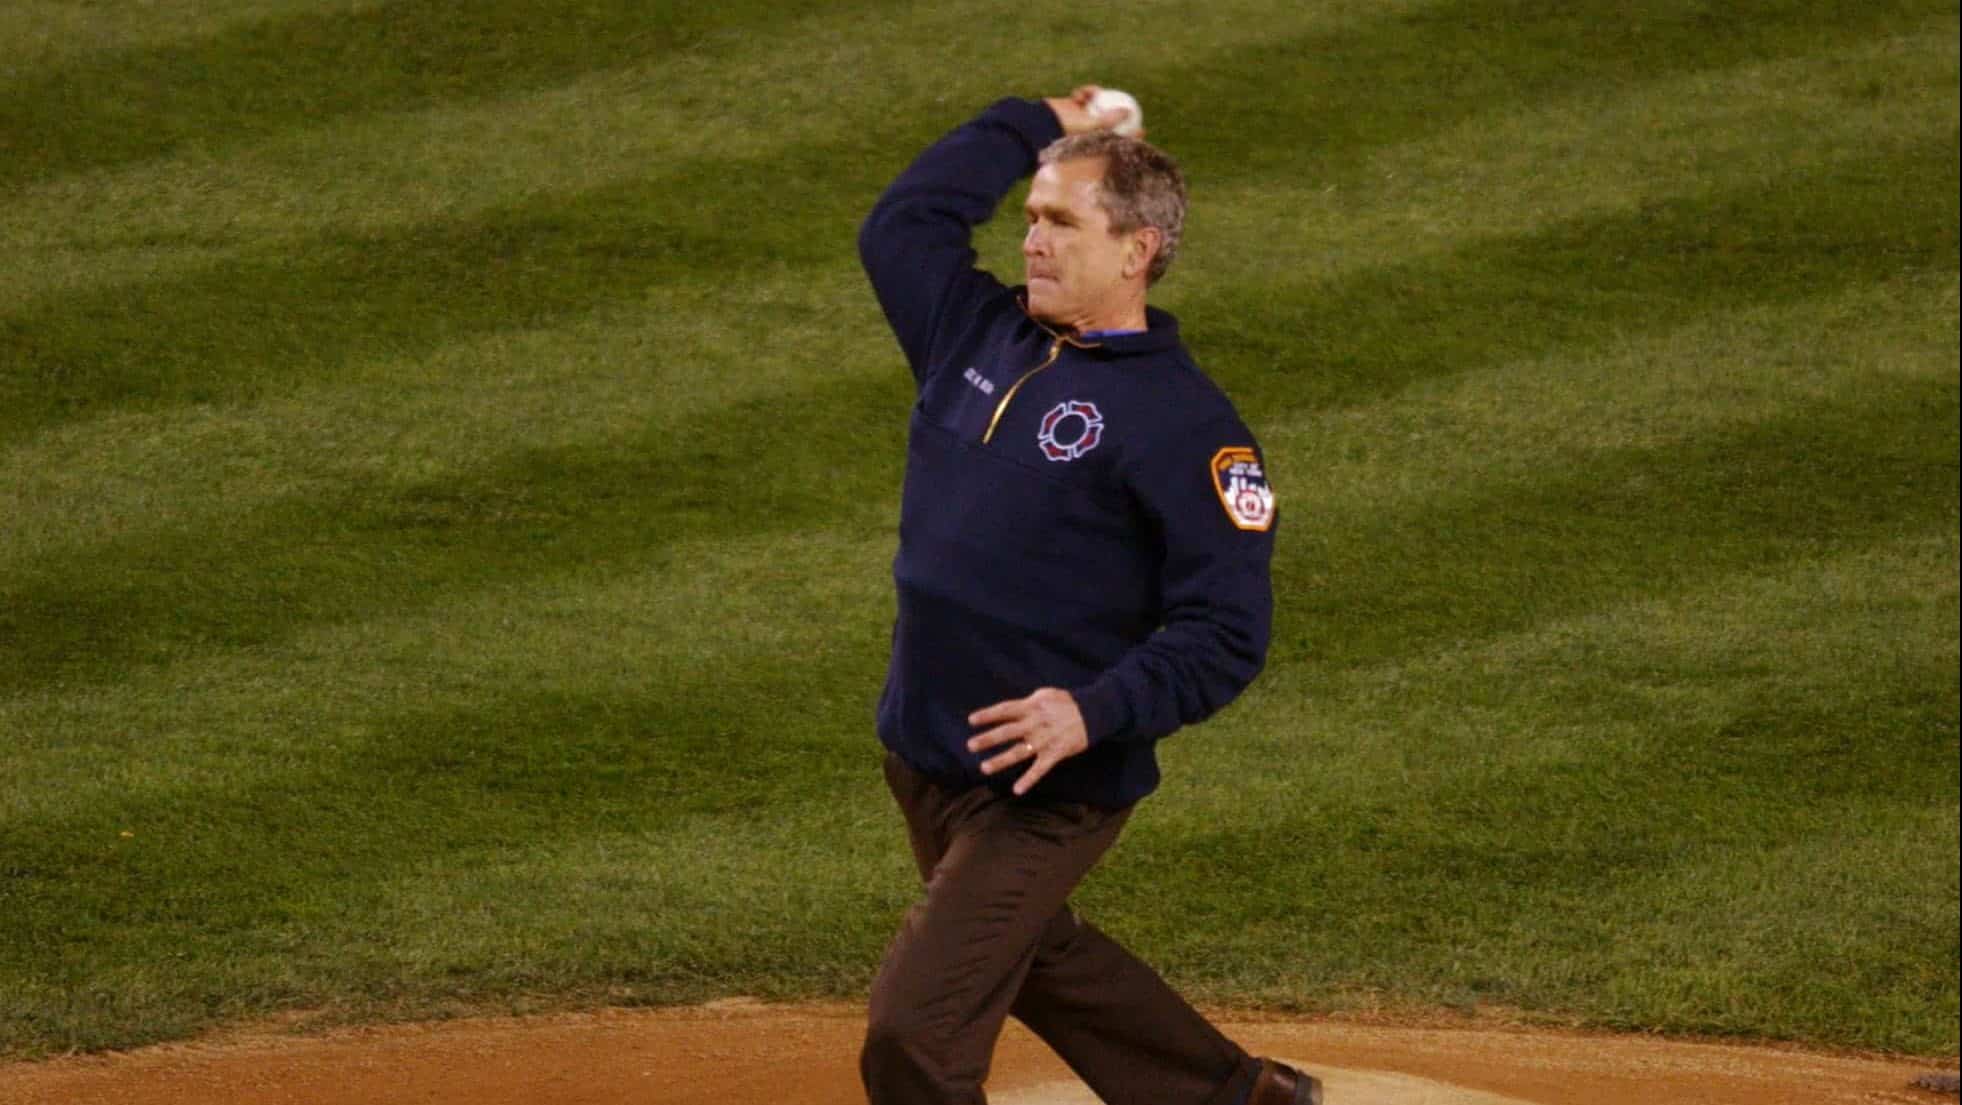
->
xmin=857 ymin=98 xmax=1063 ymax=381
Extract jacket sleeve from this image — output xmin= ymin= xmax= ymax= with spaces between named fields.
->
xmin=1070 ymin=417 xmax=1278 ymax=744
xmin=858 ymin=98 xmax=1063 ymax=383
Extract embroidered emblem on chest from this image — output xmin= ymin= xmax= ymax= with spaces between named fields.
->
xmin=963 ymin=366 xmax=996 ymax=395
xmin=1036 ymin=400 xmax=1105 ymax=462
xmin=1211 ymin=447 xmax=1276 ymax=532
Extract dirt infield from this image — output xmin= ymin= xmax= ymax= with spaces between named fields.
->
xmin=1 ymin=1000 xmax=1955 ymax=1105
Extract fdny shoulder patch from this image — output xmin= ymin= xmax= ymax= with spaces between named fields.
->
xmin=1036 ymin=400 xmax=1105 ymax=462
xmin=1211 ymin=447 xmax=1276 ymax=532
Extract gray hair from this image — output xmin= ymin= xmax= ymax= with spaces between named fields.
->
xmin=1038 ymin=131 xmax=1187 ymax=285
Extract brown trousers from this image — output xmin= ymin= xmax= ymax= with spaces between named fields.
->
xmin=863 ymin=752 xmax=1258 ymax=1104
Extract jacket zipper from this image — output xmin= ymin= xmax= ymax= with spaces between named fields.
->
xmin=982 ymin=334 xmax=1069 ymax=445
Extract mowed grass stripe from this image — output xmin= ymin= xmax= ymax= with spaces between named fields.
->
xmin=0 ymin=1 xmax=362 ymax=67
xmin=0 ymin=784 xmax=915 ymax=1052
xmin=0 ymin=0 xmax=901 ymax=194
xmin=0 ymin=365 xmax=907 ymax=698
xmin=1579 ymin=803 xmax=1959 ymax=1045
xmin=9 ymin=0 xmax=1936 ymax=254
xmin=0 ymin=136 xmax=882 ymax=448
xmin=0 ymin=526 xmax=1930 ymax=1044
xmin=0 ymin=271 xmax=880 ymax=562
xmin=1 ymin=0 xmax=1954 ymax=1060
xmin=1117 ymin=534 xmax=1957 ymax=1049
xmin=1168 ymin=530 xmax=1960 ymax=811
xmin=4 ymin=265 xmax=1947 ymax=824
xmin=1272 ymin=375 xmax=1957 ymax=670
xmin=1181 ymin=135 xmax=1958 ymax=416
xmin=4 ymin=22 xmax=1948 ymax=566
xmin=0 ymin=658 xmax=886 ymax=944
xmin=1255 ymin=274 xmax=1959 ymax=515
xmin=8 ymin=123 xmax=1945 ymax=452
xmin=4 ymin=531 xmax=1946 ymax=1050
xmin=817 ymin=0 xmax=1952 ymax=184
xmin=8 ymin=67 xmax=1948 ymax=458
xmin=1138 ymin=0 xmax=1950 ymax=176
xmin=0 ymin=523 xmax=899 ymax=1050
xmin=1161 ymin=20 xmax=1959 ymax=303
xmin=1108 ymin=802 xmax=1958 ymax=1048
xmin=0 ymin=0 xmax=1437 ymax=291
xmin=6 ymin=0 xmax=1948 ymax=440
xmin=4 ymin=128 xmax=1950 ymax=691
xmin=3 ymin=271 xmax=1948 ymax=816
xmin=4 ymin=376 xmax=1950 ymax=885
xmin=0 ymin=522 xmax=895 ymax=818
xmin=4 ymin=89 xmax=1946 ymax=447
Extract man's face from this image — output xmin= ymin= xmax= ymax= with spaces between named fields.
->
xmin=1022 ymin=157 xmax=1134 ymax=326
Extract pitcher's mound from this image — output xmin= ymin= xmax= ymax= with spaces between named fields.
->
xmin=999 ymin=1064 xmax=1531 ymax=1105
xmin=0 ymin=1001 xmax=1952 ymax=1105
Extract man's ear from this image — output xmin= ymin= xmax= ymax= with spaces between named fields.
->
xmin=1124 ymin=226 xmax=1163 ymax=280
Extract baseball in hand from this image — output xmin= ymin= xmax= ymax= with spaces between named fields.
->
xmin=1087 ymin=88 xmax=1143 ymax=136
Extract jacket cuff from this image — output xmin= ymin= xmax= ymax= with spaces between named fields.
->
xmin=988 ymin=97 xmax=1067 ymax=157
xmin=1071 ymin=676 xmax=1131 ymax=745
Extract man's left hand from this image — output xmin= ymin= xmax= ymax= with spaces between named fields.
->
xmin=968 ymin=688 xmax=1090 ymax=796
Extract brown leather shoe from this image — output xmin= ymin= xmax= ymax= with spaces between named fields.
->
xmin=1247 ymin=1059 xmax=1324 ymax=1105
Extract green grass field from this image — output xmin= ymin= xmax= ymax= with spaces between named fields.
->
xmin=2 ymin=0 xmax=1957 ymax=1061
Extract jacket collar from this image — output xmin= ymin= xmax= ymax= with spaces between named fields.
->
xmin=1016 ymin=292 xmax=1183 ymax=357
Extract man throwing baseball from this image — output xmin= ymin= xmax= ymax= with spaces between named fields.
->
xmin=857 ymin=87 xmax=1319 ymax=1105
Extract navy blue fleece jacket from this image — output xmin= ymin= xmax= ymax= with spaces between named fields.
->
xmin=859 ymin=98 xmax=1278 ymax=808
